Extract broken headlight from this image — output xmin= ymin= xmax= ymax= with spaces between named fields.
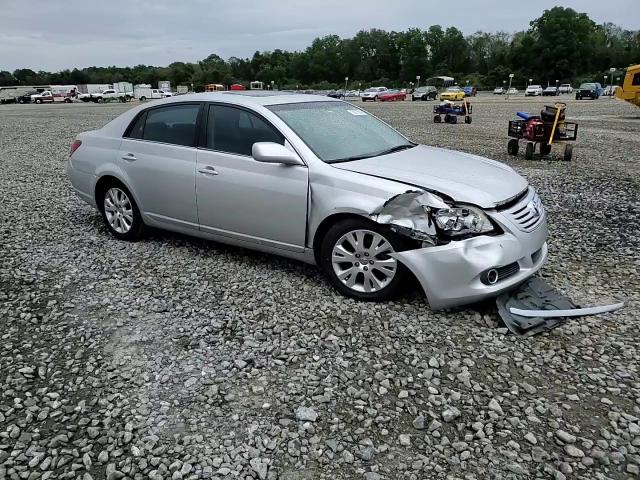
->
xmin=434 ymin=206 xmax=493 ymax=236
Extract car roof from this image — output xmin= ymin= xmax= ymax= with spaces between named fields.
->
xmin=148 ymin=91 xmax=341 ymax=107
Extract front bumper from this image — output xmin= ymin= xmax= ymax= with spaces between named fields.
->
xmin=392 ymin=205 xmax=548 ymax=310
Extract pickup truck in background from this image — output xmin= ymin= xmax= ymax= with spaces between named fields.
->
xmin=558 ymin=84 xmax=573 ymax=94
xmin=77 ymin=89 xmax=131 ymax=103
xmin=31 ymin=91 xmax=55 ymax=104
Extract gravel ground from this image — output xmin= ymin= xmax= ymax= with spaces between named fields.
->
xmin=1 ymin=94 xmax=639 ymax=480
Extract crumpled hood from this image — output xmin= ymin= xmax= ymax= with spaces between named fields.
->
xmin=333 ymin=145 xmax=528 ymax=208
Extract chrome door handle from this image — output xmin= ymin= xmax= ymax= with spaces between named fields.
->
xmin=121 ymin=153 xmax=137 ymax=161
xmin=198 ymin=166 xmax=219 ymax=176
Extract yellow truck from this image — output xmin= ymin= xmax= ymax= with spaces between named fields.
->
xmin=615 ymin=64 xmax=640 ymax=108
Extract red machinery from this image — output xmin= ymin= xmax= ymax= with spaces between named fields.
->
xmin=507 ymin=103 xmax=578 ymax=161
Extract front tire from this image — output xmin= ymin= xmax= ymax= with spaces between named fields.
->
xmin=320 ymin=219 xmax=410 ymax=301
xmin=98 ymin=182 xmax=145 ymax=241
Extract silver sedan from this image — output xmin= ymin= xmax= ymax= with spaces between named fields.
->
xmin=67 ymin=92 xmax=548 ymax=309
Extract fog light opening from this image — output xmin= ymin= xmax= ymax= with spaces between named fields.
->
xmin=486 ymin=268 xmax=499 ymax=285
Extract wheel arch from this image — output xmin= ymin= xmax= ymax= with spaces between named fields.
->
xmin=94 ymin=174 xmax=142 ymax=214
xmin=311 ymin=212 xmax=375 ymax=265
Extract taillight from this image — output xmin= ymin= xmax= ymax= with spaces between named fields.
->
xmin=70 ymin=139 xmax=82 ymax=157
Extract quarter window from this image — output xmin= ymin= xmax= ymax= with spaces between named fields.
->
xmin=127 ymin=112 xmax=147 ymax=139
xmin=206 ymin=105 xmax=284 ymax=156
xmin=141 ymin=104 xmax=200 ymax=147
xmin=633 ymin=73 xmax=640 ymax=86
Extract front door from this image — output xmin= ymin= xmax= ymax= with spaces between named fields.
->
xmin=195 ymin=103 xmax=308 ymax=252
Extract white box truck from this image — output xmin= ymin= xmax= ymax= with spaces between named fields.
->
xmin=134 ymin=85 xmax=173 ymax=101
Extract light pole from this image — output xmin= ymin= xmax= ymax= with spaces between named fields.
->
xmin=507 ymin=73 xmax=514 ymax=94
xmin=528 ymin=78 xmax=532 ymax=88
xmin=345 ymin=76 xmax=349 ymax=94
xmin=416 ymin=75 xmax=420 ymax=89
xmin=609 ymin=67 xmax=615 ymax=96
xmin=271 ymin=80 xmax=275 ymax=91
xmin=555 ymin=79 xmax=559 ymax=94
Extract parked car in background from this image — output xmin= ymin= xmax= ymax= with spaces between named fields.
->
xmin=493 ymin=87 xmax=505 ymax=95
xmin=440 ymin=86 xmax=465 ymax=101
xmin=411 ymin=86 xmax=438 ymax=101
xmin=67 ymin=92 xmax=548 ymax=308
xmin=542 ymin=86 xmax=559 ymax=96
xmin=463 ymin=86 xmax=477 ymax=97
xmin=507 ymin=87 xmax=519 ymax=95
xmin=525 ymin=85 xmax=543 ymax=96
xmin=361 ymin=87 xmax=388 ymax=102
xmin=31 ymin=91 xmax=55 ymax=104
xmin=602 ymin=85 xmax=620 ymax=96
xmin=378 ymin=89 xmax=406 ymax=102
xmin=327 ymin=90 xmax=345 ymax=99
xmin=559 ymin=84 xmax=573 ymax=94
xmin=575 ymin=83 xmax=602 ymax=100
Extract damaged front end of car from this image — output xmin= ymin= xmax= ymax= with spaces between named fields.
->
xmin=368 ymin=189 xmax=549 ymax=310
xmin=370 ymin=190 xmax=499 ymax=246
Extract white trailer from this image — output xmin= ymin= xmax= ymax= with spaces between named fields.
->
xmin=114 ymin=82 xmax=134 ymax=99
xmin=158 ymin=80 xmax=171 ymax=92
xmin=77 ymin=84 xmax=111 ymax=95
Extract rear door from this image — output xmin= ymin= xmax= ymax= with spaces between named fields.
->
xmin=195 ymin=103 xmax=308 ymax=251
xmin=118 ymin=102 xmax=202 ymax=229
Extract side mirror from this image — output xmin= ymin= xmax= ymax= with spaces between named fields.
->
xmin=252 ymin=142 xmax=304 ymax=166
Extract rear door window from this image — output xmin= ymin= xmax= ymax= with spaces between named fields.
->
xmin=142 ymin=104 xmax=200 ymax=147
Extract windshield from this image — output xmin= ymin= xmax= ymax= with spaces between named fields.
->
xmin=580 ymin=83 xmax=595 ymax=89
xmin=446 ymin=87 xmax=461 ymax=92
xmin=364 ymin=88 xmax=378 ymax=92
xmin=529 ymin=85 xmax=541 ymax=89
xmin=268 ymin=102 xmax=414 ymax=163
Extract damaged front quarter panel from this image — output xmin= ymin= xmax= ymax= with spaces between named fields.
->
xmin=370 ymin=190 xmax=449 ymax=245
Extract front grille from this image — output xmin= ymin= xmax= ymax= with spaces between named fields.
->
xmin=503 ymin=189 xmax=545 ymax=232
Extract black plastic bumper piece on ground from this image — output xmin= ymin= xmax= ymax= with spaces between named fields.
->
xmin=496 ymin=277 xmax=577 ymax=337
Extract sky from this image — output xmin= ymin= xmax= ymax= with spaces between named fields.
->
xmin=1 ymin=0 xmax=638 ymax=72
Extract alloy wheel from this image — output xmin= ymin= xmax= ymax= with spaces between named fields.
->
xmin=104 ymin=187 xmax=134 ymax=234
xmin=331 ymin=229 xmax=397 ymax=293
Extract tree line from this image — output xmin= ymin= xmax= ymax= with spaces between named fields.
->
xmin=1 ymin=7 xmax=638 ymax=90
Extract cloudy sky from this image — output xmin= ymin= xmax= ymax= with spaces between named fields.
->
xmin=2 ymin=0 xmax=638 ymax=71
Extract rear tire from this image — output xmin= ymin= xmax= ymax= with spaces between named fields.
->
xmin=35 ymin=99 xmax=42 ymax=104
xmin=525 ymin=142 xmax=534 ymax=160
xmin=540 ymin=143 xmax=551 ymax=156
xmin=140 ymin=96 xmax=147 ymax=101
xmin=507 ymin=139 xmax=519 ymax=156
xmin=97 ymin=181 xmax=145 ymax=241
xmin=563 ymin=144 xmax=573 ymax=161
xmin=464 ymin=116 xmax=472 ymax=124
xmin=319 ymin=218 xmax=410 ymax=301
xmin=434 ymin=115 xmax=441 ymax=123
xmin=449 ymin=115 xmax=457 ymax=124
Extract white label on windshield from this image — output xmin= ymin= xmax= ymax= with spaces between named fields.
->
xmin=348 ymin=109 xmax=367 ymax=116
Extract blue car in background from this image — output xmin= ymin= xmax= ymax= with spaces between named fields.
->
xmin=463 ymin=86 xmax=477 ymax=97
